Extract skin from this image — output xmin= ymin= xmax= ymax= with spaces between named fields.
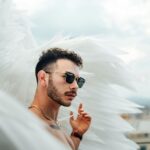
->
xmin=30 ymin=59 xmax=91 ymax=150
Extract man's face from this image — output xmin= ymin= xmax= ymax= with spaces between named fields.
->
xmin=47 ymin=59 xmax=80 ymax=107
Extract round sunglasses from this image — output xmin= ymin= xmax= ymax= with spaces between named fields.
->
xmin=45 ymin=71 xmax=85 ymax=88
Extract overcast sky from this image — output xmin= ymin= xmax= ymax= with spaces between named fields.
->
xmin=14 ymin=0 xmax=150 ymax=105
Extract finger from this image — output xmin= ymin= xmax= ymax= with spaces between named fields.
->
xmin=77 ymin=112 xmax=88 ymax=119
xmin=85 ymin=118 xmax=91 ymax=122
xmin=70 ymin=111 xmax=74 ymax=121
xmin=80 ymin=109 xmax=84 ymax=112
xmin=82 ymin=115 xmax=91 ymax=120
xmin=80 ymin=112 xmax=91 ymax=118
xmin=84 ymin=114 xmax=91 ymax=118
xmin=78 ymin=103 xmax=83 ymax=114
xmin=85 ymin=115 xmax=92 ymax=120
xmin=80 ymin=112 xmax=88 ymax=116
xmin=82 ymin=116 xmax=91 ymax=122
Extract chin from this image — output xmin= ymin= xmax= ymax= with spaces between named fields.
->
xmin=61 ymin=97 xmax=74 ymax=107
xmin=64 ymin=102 xmax=71 ymax=107
xmin=62 ymin=101 xmax=72 ymax=107
xmin=56 ymin=99 xmax=71 ymax=107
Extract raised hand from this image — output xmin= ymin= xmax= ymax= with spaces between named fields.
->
xmin=70 ymin=103 xmax=91 ymax=135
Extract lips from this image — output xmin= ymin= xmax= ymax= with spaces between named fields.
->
xmin=65 ymin=92 xmax=77 ymax=98
xmin=67 ymin=93 xmax=76 ymax=97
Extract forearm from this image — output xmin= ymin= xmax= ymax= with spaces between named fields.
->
xmin=70 ymin=136 xmax=80 ymax=150
xmin=70 ymin=132 xmax=83 ymax=150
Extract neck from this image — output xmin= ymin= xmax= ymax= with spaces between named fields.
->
xmin=31 ymin=88 xmax=60 ymax=121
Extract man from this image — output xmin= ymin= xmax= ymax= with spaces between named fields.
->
xmin=29 ymin=47 xmax=91 ymax=150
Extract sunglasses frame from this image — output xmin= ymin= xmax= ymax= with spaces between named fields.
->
xmin=64 ymin=72 xmax=85 ymax=88
xmin=45 ymin=71 xmax=85 ymax=88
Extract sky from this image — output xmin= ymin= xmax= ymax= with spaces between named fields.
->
xmin=13 ymin=0 xmax=150 ymax=106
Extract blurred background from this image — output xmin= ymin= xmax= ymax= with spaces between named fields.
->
xmin=13 ymin=0 xmax=150 ymax=149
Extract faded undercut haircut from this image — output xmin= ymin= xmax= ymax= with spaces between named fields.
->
xmin=35 ymin=47 xmax=83 ymax=82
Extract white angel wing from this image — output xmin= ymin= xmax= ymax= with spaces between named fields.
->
xmin=0 ymin=1 xmax=66 ymax=150
xmin=0 ymin=90 xmax=67 ymax=150
xmin=0 ymin=0 xmax=37 ymax=106
xmin=41 ymin=37 xmax=142 ymax=150
xmin=0 ymin=0 xmax=141 ymax=150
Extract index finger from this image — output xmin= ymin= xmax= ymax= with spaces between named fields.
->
xmin=78 ymin=103 xmax=83 ymax=113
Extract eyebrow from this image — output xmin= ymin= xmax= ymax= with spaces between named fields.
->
xmin=65 ymin=71 xmax=79 ymax=77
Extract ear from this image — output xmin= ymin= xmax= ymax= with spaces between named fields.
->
xmin=37 ymin=70 xmax=48 ymax=87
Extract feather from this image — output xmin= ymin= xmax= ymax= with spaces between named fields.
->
xmin=0 ymin=0 xmax=141 ymax=150
xmin=0 ymin=0 xmax=37 ymax=106
xmin=0 ymin=90 xmax=67 ymax=150
xmin=41 ymin=37 xmax=141 ymax=150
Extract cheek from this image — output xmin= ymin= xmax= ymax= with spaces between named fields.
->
xmin=52 ymin=76 xmax=69 ymax=92
xmin=55 ymin=78 xmax=64 ymax=87
xmin=54 ymin=76 xmax=66 ymax=87
xmin=53 ymin=80 xmax=67 ymax=93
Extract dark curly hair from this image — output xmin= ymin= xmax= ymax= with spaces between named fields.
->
xmin=35 ymin=47 xmax=83 ymax=82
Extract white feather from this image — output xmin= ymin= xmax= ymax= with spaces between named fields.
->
xmin=40 ymin=37 xmax=141 ymax=150
xmin=0 ymin=90 xmax=68 ymax=150
xmin=0 ymin=0 xmax=141 ymax=150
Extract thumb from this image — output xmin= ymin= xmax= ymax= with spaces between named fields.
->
xmin=70 ymin=111 xmax=74 ymax=121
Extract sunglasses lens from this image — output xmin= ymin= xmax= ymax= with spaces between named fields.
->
xmin=65 ymin=72 xmax=75 ymax=84
xmin=77 ymin=77 xmax=85 ymax=88
xmin=65 ymin=72 xmax=85 ymax=88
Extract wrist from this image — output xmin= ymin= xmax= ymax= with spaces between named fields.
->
xmin=71 ymin=131 xmax=83 ymax=140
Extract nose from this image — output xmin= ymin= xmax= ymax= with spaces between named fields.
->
xmin=69 ymin=80 xmax=78 ymax=90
